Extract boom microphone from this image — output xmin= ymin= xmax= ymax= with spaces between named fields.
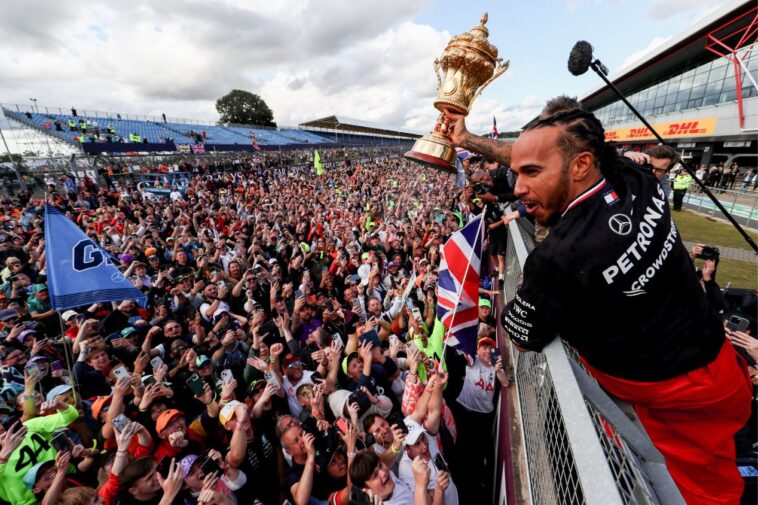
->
xmin=568 ymin=40 xmax=594 ymax=76
xmin=567 ymin=41 xmax=758 ymax=254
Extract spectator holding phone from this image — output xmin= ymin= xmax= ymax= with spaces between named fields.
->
xmin=0 ymin=398 xmax=78 ymax=505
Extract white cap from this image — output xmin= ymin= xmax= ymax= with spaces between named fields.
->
xmin=404 ymin=418 xmax=426 ymax=445
xmin=357 ymin=264 xmax=371 ymax=287
xmin=61 ymin=310 xmax=79 ymax=321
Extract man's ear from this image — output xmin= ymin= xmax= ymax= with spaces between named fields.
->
xmin=571 ymin=151 xmax=595 ymax=181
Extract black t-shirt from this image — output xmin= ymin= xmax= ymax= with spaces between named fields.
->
xmin=285 ymin=460 xmax=336 ymax=502
xmin=236 ymin=431 xmax=280 ymax=505
xmin=502 ymin=163 xmax=723 ymax=381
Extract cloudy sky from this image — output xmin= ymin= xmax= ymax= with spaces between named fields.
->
xmin=0 ymin=0 xmax=729 ymax=137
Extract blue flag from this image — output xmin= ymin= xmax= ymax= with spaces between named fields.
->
xmin=44 ymin=205 xmax=147 ymax=310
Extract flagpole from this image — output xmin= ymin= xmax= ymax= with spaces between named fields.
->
xmin=437 ymin=213 xmax=484 ymax=369
xmin=44 ymin=200 xmax=82 ymax=407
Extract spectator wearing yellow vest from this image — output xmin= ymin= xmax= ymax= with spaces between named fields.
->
xmin=672 ymin=170 xmax=693 ymax=211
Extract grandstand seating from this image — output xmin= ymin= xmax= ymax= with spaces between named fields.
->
xmin=2 ymin=107 xmax=412 ymax=150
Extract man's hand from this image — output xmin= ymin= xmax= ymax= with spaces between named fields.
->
xmin=359 ymin=341 xmax=373 ymax=361
xmin=303 ymin=432 xmax=316 ymax=461
xmin=168 ymin=430 xmax=188 ymax=448
xmin=157 ymin=458 xmax=184 ymax=500
xmin=435 ymin=470 xmax=451 ymax=495
xmin=54 ymin=450 xmax=72 ymax=475
xmin=411 ymin=455 xmax=430 ymax=488
xmin=442 ymin=110 xmax=469 ymax=147
xmin=0 ymin=422 xmax=27 ymax=461
xmin=726 ymin=328 xmax=758 ymax=362
xmin=196 ymin=382 xmax=214 ymax=406
xmin=623 ymin=151 xmax=650 ymax=165
xmin=115 ymin=420 xmax=136 ymax=450
xmin=701 ymin=259 xmax=716 ymax=282
xmin=270 ymin=342 xmax=284 ymax=358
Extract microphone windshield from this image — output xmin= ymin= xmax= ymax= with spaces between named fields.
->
xmin=568 ymin=40 xmax=594 ymax=76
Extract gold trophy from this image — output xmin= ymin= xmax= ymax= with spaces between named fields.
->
xmin=405 ymin=13 xmax=509 ymax=173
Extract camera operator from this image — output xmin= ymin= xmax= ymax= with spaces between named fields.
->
xmin=462 ymin=162 xmax=515 ymax=287
xmin=689 ymin=244 xmax=725 ymax=314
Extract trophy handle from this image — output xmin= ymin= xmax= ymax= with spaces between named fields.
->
xmin=469 ymin=58 xmax=510 ymax=111
xmin=433 ymin=58 xmax=442 ymax=90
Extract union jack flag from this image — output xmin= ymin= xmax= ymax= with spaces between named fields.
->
xmin=492 ymin=116 xmax=498 ymax=139
xmin=191 ymin=144 xmax=205 ymax=154
xmin=455 ymin=147 xmax=470 ymax=160
xmin=436 ymin=213 xmax=484 ymax=357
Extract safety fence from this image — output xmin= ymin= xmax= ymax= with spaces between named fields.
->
xmin=495 ymin=220 xmax=685 ymax=505
xmin=681 ymin=185 xmax=758 ymax=228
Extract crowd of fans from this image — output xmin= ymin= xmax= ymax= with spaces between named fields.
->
xmin=0 ymin=151 xmax=510 ymax=505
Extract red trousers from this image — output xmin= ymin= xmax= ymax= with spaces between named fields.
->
xmin=582 ymin=340 xmax=753 ymax=505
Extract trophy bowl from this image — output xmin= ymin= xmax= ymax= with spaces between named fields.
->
xmin=405 ymin=13 xmax=509 ymax=173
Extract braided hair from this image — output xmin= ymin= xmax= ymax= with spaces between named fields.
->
xmin=525 ymin=108 xmax=624 ymax=189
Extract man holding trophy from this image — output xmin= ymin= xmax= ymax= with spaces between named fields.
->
xmin=405 ymin=13 xmax=753 ymax=505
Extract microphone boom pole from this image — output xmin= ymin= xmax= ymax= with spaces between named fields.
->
xmin=577 ymin=48 xmax=758 ymax=254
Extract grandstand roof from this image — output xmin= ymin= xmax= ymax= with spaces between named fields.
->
xmin=299 ymin=115 xmax=422 ymax=138
xmin=581 ymin=0 xmax=755 ymax=110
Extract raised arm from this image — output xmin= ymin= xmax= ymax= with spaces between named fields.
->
xmin=444 ymin=110 xmax=513 ymax=167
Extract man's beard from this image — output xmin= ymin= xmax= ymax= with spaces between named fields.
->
xmin=535 ymin=162 xmax=571 ymax=227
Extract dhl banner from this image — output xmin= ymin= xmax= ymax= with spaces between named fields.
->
xmin=604 ymin=117 xmax=717 ymax=141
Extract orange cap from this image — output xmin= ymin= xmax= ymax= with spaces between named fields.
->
xmin=91 ymin=395 xmax=112 ymax=420
xmin=477 ymin=337 xmax=497 ymax=349
xmin=144 ymin=247 xmax=158 ymax=257
xmin=155 ymin=409 xmax=183 ymax=434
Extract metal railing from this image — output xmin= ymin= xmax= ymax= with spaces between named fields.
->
xmin=502 ymin=220 xmax=684 ymax=505
xmin=681 ymin=184 xmax=758 ymax=228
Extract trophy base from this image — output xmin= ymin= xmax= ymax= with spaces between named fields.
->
xmin=404 ymin=134 xmax=457 ymax=174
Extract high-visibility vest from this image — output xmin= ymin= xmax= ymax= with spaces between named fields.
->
xmin=673 ymin=174 xmax=693 ymax=190
xmin=67 ymin=119 xmax=76 ymax=128
xmin=129 ymin=133 xmax=141 ymax=143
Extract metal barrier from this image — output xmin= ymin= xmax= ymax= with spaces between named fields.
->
xmin=502 ymin=220 xmax=684 ymax=505
xmin=681 ymin=185 xmax=758 ymax=228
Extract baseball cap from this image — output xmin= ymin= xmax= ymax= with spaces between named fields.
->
xmin=387 ymin=261 xmax=398 ymax=268
xmin=284 ymin=353 xmax=302 ymax=367
xmin=120 ymin=327 xmax=137 ymax=337
xmin=247 ymin=379 xmax=266 ymax=396
xmin=347 ymin=274 xmax=361 ymax=284
xmin=219 ymin=400 xmax=241 ymax=428
xmin=478 ymin=299 xmax=492 ymax=309
xmin=477 ymin=337 xmax=497 ymax=349
xmin=46 ymin=384 xmax=72 ymax=402
xmin=28 ymin=284 xmax=48 ymax=294
xmin=91 ymin=395 xmax=112 ymax=420
xmin=144 ymin=247 xmax=158 ymax=257
xmin=178 ymin=454 xmax=200 ymax=477
xmin=195 ymin=355 xmax=211 ymax=367
xmin=404 ymin=419 xmax=427 ymax=445
xmin=156 ymin=409 xmax=183 ymax=434
xmin=17 ymin=329 xmax=37 ymax=343
xmin=22 ymin=459 xmax=55 ymax=490
xmin=118 ymin=254 xmax=134 ymax=264
xmin=61 ymin=310 xmax=80 ymax=322
xmin=341 ymin=351 xmax=361 ymax=375
xmin=0 ymin=309 xmax=17 ymax=321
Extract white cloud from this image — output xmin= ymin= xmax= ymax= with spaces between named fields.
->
xmin=646 ymin=0 xmax=725 ymax=20
xmin=618 ymin=36 xmax=671 ymax=71
xmin=0 ymin=0 xmax=533 ymax=136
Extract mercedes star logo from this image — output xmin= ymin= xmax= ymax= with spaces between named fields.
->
xmin=608 ymin=213 xmax=633 ymax=236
